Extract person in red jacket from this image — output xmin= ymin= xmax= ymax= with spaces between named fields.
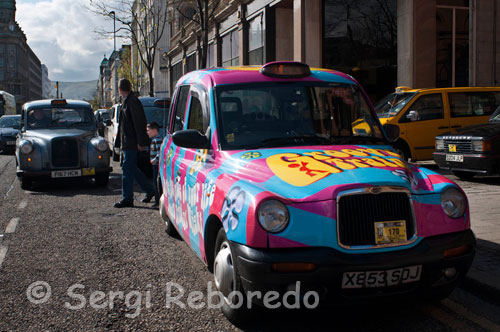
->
xmin=114 ymin=78 xmax=154 ymax=208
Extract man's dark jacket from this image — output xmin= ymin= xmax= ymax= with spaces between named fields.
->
xmin=117 ymin=92 xmax=149 ymax=150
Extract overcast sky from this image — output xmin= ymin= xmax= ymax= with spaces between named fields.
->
xmin=17 ymin=0 xmax=123 ymax=82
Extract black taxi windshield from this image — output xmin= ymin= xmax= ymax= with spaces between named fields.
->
xmin=27 ymin=107 xmax=95 ymax=129
xmin=0 ymin=115 xmax=21 ymax=128
xmin=216 ymin=83 xmax=384 ymax=150
xmin=375 ymin=92 xmax=416 ymax=118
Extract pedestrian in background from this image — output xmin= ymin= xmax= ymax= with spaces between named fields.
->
xmin=114 ymin=78 xmax=154 ymax=208
xmin=146 ymin=122 xmax=163 ymax=208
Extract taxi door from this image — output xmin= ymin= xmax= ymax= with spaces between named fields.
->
xmin=399 ymin=92 xmax=449 ymax=161
xmin=173 ymin=84 xmax=212 ymax=257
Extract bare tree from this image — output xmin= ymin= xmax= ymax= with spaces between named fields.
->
xmin=173 ymin=0 xmax=221 ymax=69
xmin=118 ymin=46 xmax=141 ymax=93
xmin=89 ymin=0 xmax=169 ymax=96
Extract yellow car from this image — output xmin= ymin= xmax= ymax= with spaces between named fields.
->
xmin=375 ymin=87 xmax=500 ymax=161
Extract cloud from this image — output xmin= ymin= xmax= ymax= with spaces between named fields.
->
xmin=16 ymin=0 xmax=121 ymax=82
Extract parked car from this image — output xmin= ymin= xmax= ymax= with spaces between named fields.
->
xmin=375 ymin=86 xmax=500 ymax=161
xmin=0 ymin=114 xmax=21 ymax=154
xmin=434 ymin=106 xmax=500 ymax=179
xmin=159 ymin=62 xmax=476 ymax=322
xmin=15 ymin=99 xmax=112 ymax=190
xmin=104 ymin=103 xmax=121 ymax=161
xmin=94 ymin=108 xmax=110 ymax=137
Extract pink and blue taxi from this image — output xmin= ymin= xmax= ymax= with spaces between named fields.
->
xmin=159 ymin=62 xmax=475 ymax=321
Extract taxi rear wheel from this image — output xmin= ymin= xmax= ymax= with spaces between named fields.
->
xmin=160 ymin=194 xmax=178 ymax=237
xmin=213 ymin=228 xmax=252 ymax=323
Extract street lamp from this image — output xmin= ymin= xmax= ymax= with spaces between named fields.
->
xmin=110 ymin=11 xmax=116 ymax=52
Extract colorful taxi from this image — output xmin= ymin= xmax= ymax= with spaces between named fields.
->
xmin=375 ymin=86 xmax=500 ymax=161
xmin=159 ymin=62 xmax=475 ymax=322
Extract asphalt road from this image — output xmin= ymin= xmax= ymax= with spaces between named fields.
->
xmin=0 ymin=154 xmax=499 ymax=332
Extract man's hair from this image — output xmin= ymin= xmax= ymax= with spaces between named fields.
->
xmin=118 ymin=78 xmax=131 ymax=92
xmin=147 ymin=122 xmax=160 ymax=130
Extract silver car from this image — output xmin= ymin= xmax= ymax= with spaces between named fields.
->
xmin=15 ymin=99 xmax=112 ymax=190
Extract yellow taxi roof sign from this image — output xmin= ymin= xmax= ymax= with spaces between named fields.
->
xmin=395 ymin=86 xmax=412 ymax=93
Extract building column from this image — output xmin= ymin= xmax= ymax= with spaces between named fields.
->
xmin=293 ymin=0 xmax=321 ymax=66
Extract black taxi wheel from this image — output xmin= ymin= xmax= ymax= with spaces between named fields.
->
xmin=20 ymin=177 xmax=32 ymax=190
xmin=213 ymin=228 xmax=253 ymax=324
xmin=160 ymin=194 xmax=178 ymax=237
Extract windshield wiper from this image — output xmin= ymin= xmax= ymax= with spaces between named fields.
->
xmin=330 ymin=136 xmax=386 ymax=144
xmin=255 ymin=135 xmax=333 ymax=148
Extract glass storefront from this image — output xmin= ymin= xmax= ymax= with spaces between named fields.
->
xmin=322 ymin=0 xmax=397 ymax=103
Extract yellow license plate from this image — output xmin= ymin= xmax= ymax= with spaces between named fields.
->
xmin=82 ymin=168 xmax=95 ymax=176
xmin=374 ymin=220 xmax=407 ymax=244
xmin=448 ymin=144 xmax=457 ymax=152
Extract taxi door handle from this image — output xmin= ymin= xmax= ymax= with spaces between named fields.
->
xmin=438 ymin=126 xmax=450 ymax=129
xmin=450 ymin=125 xmax=462 ymax=128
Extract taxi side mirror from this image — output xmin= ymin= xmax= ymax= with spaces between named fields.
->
xmin=173 ymin=129 xmax=209 ymax=149
xmin=383 ymin=124 xmax=400 ymax=143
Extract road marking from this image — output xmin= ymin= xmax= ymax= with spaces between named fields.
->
xmin=18 ymin=200 xmax=27 ymax=209
xmin=442 ymin=299 xmax=500 ymax=332
xmin=5 ymin=217 xmax=19 ymax=233
xmin=0 ymin=245 xmax=7 ymax=269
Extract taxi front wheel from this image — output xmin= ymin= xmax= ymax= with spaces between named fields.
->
xmin=213 ymin=228 xmax=253 ymax=323
xmin=19 ymin=177 xmax=32 ymax=190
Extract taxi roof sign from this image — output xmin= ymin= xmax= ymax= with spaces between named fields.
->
xmin=260 ymin=61 xmax=311 ymax=78
xmin=395 ymin=86 xmax=412 ymax=93
xmin=51 ymin=99 xmax=67 ymax=105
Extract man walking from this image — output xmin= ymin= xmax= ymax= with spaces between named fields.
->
xmin=114 ymin=78 xmax=154 ymax=208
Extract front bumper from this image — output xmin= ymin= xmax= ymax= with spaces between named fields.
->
xmin=232 ymin=230 xmax=475 ymax=304
xmin=433 ymin=152 xmax=500 ymax=174
xmin=17 ymin=166 xmax=113 ymax=179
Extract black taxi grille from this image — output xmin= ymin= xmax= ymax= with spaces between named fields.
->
xmin=52 ymin=138 xmax=78 ymax=167
xmin=443 ymin=140 xmax=472 ymax=154
xmin=338 ymin=192 xmax=415 ymax=247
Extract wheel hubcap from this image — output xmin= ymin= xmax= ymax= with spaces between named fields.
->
xmin=214 ymin=241 xmax=234 ymax=299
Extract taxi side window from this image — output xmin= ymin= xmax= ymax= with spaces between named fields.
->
xmin=187 ymin=96 xmax=207 ymax=134
xmin=172 ymin=86 xmax=190 ymax=133
xmin=402 ymin=94 xmax=443 ymax=122
xmin=449 ymin=92 xmax=500 ymax=117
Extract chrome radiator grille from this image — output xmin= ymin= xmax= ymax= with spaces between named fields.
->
xmin=337 ymin=190 xmax=415 ymax=247
xmin=52 ymin=138 xmax=78 ymax=168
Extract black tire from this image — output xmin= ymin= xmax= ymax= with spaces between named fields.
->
xmin=452 ymin=171 xmax=476 ymax=180
xmin=213 ymin=228 xmax=253 ymax=324
xmin=95 ymin=172 xmax=109 ymax=186
xmin=20 ymin=177 xmax=32 ymax=190
xmin=160 ymin=195 xmax=178 ymax=237
xmin=393 ymin=140 xmax=411 ymax=162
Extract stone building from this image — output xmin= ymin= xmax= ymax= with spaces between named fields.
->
xmin=159 ymin=0 xmax=499 ymax=103
xmin=0 ymin=0 xmax=42 ymax=112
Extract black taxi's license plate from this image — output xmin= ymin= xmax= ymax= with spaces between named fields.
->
xmin=342 ymin=265 xmax=422 ymax=288
xmin=374 ymin=220 xmax=407 ymax=245
xmin=51 ymin=170 xmax=82 ymax=178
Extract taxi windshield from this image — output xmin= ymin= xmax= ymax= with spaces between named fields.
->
xmin=27 ymin=107 xmax=94 ymax=129
xmin=216 ymin=83 xmax=384 ymax=150
xmin=0 ymin=115 xmax=21 ymax=128
xmin=374 ymin=92 xmax=416 ymax=118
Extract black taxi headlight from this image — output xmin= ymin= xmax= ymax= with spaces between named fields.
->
xmin=19 ymin=140 xmax=33 ymax=154
xmin=257 ymin=200 xmax=289 ymax=233
xmin=91 ymin=137 xmax=108 ymax=152
xmin=441 ymin=187 xmax=467 ymax=218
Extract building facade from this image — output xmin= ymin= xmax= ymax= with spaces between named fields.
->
xmin=41 ymin=64 xmax=51 ymax=98
xmin=156 ymin=0 xmax=499 ymax=104
xmin=0 ymin=0 xmax=42 ymax=112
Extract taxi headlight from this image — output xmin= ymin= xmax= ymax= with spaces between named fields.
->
xmin=257 ymin=200 xmax=289 ymax=233
xmin=91 ymin=138 xmax=108 ymax=152
xmin=20 ymin=140 xmax=33 ymax=154
xmin=441 ymin=187 xmax=467 ymax=218
xmin=436 ymin=139 xmax=444 ymax=150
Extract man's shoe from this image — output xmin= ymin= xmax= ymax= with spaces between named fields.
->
xmin=114 ymin=200 xmax=134 ymax=208
xmin=152 ymin=203 xmax=159 ymax=209
xmin=142 ymin=192 xmax=154 ymax=203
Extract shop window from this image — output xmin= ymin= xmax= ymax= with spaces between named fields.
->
xmin=322 ymin=0 xmax=397 ymax=102
xmin=207 ymin=43 xmax=214 ymax=68
xmin=186 ymin=53 xmax=196 ymax=73
xmin=248 ymin=14 xmax=264 ymax=65
xmin=222 ymin=30 xmax=239 ymax=67
xmin=170 ymin=61 xmax=183 ymax=90
xmin=436 ymin=4 xmax=469 ymax=87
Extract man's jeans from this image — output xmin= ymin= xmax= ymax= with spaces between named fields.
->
xmin=121 ymin=149 xmax=154 ymax=202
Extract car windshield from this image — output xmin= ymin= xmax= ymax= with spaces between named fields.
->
xmin=27 ymin=107 xmax=94 ymax=129
xmin=216 ymin=83 xmax=384 ymax=150
xmin=489 ymin=106 xmax=500 ymax=122
xmin=0 ymin=115 xmax=21 ymax=128
xmin=374 ymin=92 xmax=416 ymax=118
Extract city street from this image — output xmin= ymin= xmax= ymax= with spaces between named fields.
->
xmin=0 ymin=154 xmax=499 ymax=332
